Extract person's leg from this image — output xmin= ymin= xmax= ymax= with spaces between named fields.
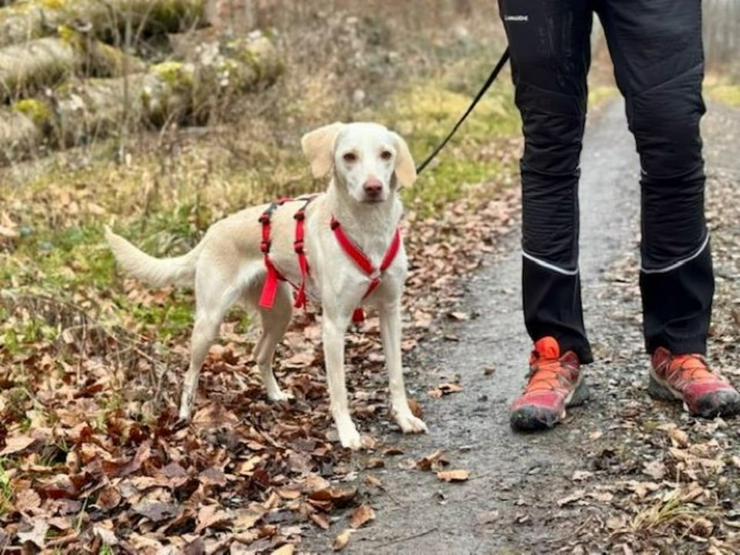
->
xmin=598 ymin=0 xmax=739 ymax=417
xmin=499 ymin=0 xmax=594 ymax=431
xmin=499 ymin=0 xmax=594 ymax=365
xmin=597 ymin=0 xmax=711 ymax=354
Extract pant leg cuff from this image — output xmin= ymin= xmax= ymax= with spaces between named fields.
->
xmin=556 ymin=336 xmax=593 ymax=364
xmin=646 ymin=339 xmax=707 ymax=356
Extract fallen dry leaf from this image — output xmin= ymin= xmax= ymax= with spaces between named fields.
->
xmin=277 ymin=488 xmax=302 ymax=500
xmin=407 ymin=398 xmax=424 ymax=418
xmin=303 ymin=474 xmax=331 ymax=493
xmin=428 ymin=383 xmax=464 ymax=398
xmin=308 ymin=486 xmax=357 ymax=509
xmin=333 ymin=529 xmax=352 ymax=551
xmin=271 ymin=544 xmax=296 ymax=555
xmin=199 ymin=467 xmax=227 ymax=487
xmin=17 ymin=518 xmax=49 ymax=549
xmin=349 ymin=504 xmax=376 ymax=529
xmin=437 ymin=469 xmax=470 ymax=482
xmin=96 ymin=485 xmax=122 ymax=511
xmin=0 ymin=435 xmax=36 ymax=456
xmin=557 ymin=490 xmax=586 ymax=507
xmin=310 ymin=513 xmax=331 ymax=530
xmin=132 ymin=501 xmax=180 ymax=523
xmin=14 ymin=488 xmax=41 ymax=512
xmin=196 ymin=504 xmax=231 ymax=533
xmin=233 ymin=509 xmax=264 ymax=532
xmin=642 ymin=460 xmax=666 ymax=480
xmin=417 ymin=450 xmax=450 ymax=472
xmin=447 ymin=311 xmax=469 ymax=321
xmin=669 ymin=428 xmax=690 ymax=448
xmin=93 ymin=523 xmax=119 ymax=546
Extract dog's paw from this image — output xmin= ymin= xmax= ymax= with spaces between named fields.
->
xmin=267 ymin=389 xmax=294 ymax=403
xmin=178 ymin=407 xmax=193 ymax=423
xmin=338 ymin=425 xmax=363 ymax=450
xmin=395 ymin=412 xmax=428 ymax=434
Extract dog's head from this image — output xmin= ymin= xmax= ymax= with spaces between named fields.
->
xmin=301 ymin=122 xmax=416 ymax=203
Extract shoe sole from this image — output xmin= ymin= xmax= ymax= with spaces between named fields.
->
xmin=648 ymin=371 xmax=740 ymax=418
xmin=510 ymin=377 xmax=590 ymax=432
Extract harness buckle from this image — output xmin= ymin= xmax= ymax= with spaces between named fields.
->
xmin=294 ymin=211 xmax=305 ymax=221
xmin=260 ymin=240 xmax=271 ymax=253
xmin=258 ymin=213 xmax=271 ymax=224
xmin=294 ymin=240 xmax=304 ymax=254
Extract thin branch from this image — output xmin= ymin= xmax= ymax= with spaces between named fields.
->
xmin=372 ymin=527 xmax=438 ymax=549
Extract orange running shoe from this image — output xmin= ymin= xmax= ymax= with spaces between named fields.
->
xmin=510 ymin=337 xmax=589 ymax=431
xmin=649 ymin=347 xmax=740 ymax=418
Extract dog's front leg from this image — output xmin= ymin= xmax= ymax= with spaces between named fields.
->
xmin=322 ymin=311 xmax=362 ymax=450
xmin=379 ymin=300 xmax=428 ymax=434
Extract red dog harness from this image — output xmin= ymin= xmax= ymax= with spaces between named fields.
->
xmin=258 ymin=198 xmax=402 ymax=324
xmin=330 ymin=217 xmax=401 ymax=323
xmin=258 ymin=197 xmax=313 ymax=312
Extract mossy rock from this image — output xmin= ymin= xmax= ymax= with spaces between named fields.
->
xmin=14 ymin=98 xmax=53 ymax=128
xmin=152 ymin=61 xmax=195 ymax=91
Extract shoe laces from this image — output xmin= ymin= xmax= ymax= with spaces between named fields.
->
xmin=526 ymin=354 xmax=574 ymax=393
xmin=664 ymin=354 xmax=715 ymax=383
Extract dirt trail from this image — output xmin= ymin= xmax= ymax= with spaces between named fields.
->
xmin=301 ymin=101 xmax=638 ymax=553
xmin=303 ymin=99 xmax=740 ymax=554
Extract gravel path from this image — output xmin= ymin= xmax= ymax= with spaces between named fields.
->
xmin=303 ymin=99 xmax=740 ymax=553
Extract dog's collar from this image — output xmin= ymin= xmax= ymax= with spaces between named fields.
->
xmin=330 ymin=216 xmax=401 ymax=323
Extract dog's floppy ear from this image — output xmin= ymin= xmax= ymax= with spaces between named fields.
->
xmin=301 ymin=122 xmax=345 ymax=179
xmin=392 ymin=132 xmax=417 ymax=187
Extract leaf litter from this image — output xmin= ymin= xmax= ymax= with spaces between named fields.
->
xmin=0 ymin=189 xmax=520 ymax=552
xmin=534 ymin=171 xmax=740 ymax=553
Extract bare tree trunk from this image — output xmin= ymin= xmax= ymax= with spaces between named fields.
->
xmin=0 ymin=0 xmax=206 ymax=48
xmin=0 ymin=34 xmax=146 ymax=102
xmin=0 ymin=34 xmax=281 ymax=164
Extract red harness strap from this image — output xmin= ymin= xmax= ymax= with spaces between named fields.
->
xmin=292 ymin=207 xmax=310 ymax=310
xmin=330 ymin=217 xmax=402 ymax=323
xmin=258 ymin=197 xmax=314 ymax=311
xmin=258 ymin=203 xmax=401 ymax=325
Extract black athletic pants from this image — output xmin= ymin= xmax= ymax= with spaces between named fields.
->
xmin=498 ymin=0 xmax=713 ymax=363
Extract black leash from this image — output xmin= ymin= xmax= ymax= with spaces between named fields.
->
xmin=415 ymin=47 xmax=511 ymax=175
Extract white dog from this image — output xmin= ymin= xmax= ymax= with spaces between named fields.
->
xmin=105 ymin=122 xmax=428 ymax=449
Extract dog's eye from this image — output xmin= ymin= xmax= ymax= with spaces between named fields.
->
xmin=380 ymin=150 xmax=393 ymax=161
xmin=343 ymin=152 xmax=357 ymax=163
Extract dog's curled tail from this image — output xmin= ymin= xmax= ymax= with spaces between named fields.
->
xmin=104 ymin=226 xmax=204 ymax=288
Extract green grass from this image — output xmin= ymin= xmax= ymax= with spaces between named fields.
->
xmin=0 ymin=459 xmax=12 ymax=516
xmin=631 ymin=490 xmax=719 ymax=534
xmin=0 ymin=56 xmax=522 ymax=363
xmin=588 ymin=85 xmax=619 ymax=109
xmin=377 ymin=78 xmax=521 ymax=214
xmin=705 ymin=84 xmax=740 ymax=108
